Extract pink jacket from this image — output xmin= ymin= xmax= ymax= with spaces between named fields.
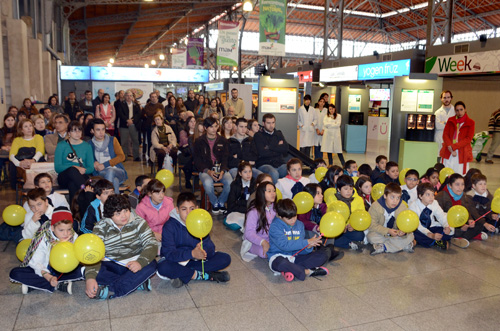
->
xmin=135 ymin=196 xmax=174 ymax=234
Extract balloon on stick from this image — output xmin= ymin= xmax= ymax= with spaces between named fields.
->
xmin=2 ymin=205 xmax=26 ymax=226
xmin=494 ymin=187 xmax=500 ymax=198
xmin=50 ymin=242 xmax=80 ymax=273
xmin=327 ymin=201 xmax=350 ymax=223
xmin=293 ymin=192 xmax=314 ymax=214
xmin=349 ymin=210 xmax=372 ymax=231
xmin=186 ymin=209 xmax=213 ymax=238
xmin=439 ymin=167 xmax=455 ymax=184
xmin=324 ymin=188 xmax=337 ymax=204
xmin=73 ymin=233 xmax=105 ymax=264
xmin=396 ymin=210 xmax=419 ymax=233
xmin=155 ymin=169 xmax=174 ymax=189
xmin=371 ymin=183 xmax=385 ymax=201
xmin=491 ymin=196 xmax=500 ymax=214
xmin=16 ymin=239 xmax=31 ymax=262
xmin=319 ymin=212 xmax=345 ymax=238
xmin=447 ymin=205 xmax=469 ymax=228
xmin=315 ymin=167 xmax=327 ymax=182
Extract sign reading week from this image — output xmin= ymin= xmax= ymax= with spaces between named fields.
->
xmin=426 ymin=50 xmax=500 ymax=75
xmin=358 ymin=59 xmax=410 ymax=80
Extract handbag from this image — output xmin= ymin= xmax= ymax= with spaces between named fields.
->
xmin=15 ymin=147 xmax=36 ymax=161
xmin=66 ymin=140 xmax=84 ymax=167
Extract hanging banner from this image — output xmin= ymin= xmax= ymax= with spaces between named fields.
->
xmin=259 ymin=0 xmax=286 ymax=56
xmin=186 ymin=38 xmax=204 ymax=68
xmin=217 ymin=21 xmax=239 ymax=67
xmin=171 ymin=49 xmax=187 ymax=69
xmin=425 ymin=50 xmax=500 ymax=75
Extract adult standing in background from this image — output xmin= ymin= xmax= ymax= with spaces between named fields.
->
xmin=297 ymin=94 xmax=317 ymax=157
xmin=141 ymin=92 xmax=164 ymax=159
xmin=95 ymin=93 xmax=116 ymax=136
xmin=79 ymin=90 xmax=94 ymax=114
xmin=45 ymin=96 xmax=64 ymax=115
xmin=63 ymin=91 xmax=80 ymax=120
xmin=485 ymin=108 xmax=500 ymax=164
xmin=314 ymin=98 xmax=327 ymax=160
xmin=117 ymin=91 xmax=141 ymax=161
xmin=225 ymin=88 xmax=245 ymax=118
xmin=435 ymin=90 xmax=455 ymax=158
xmin=92 ymin=89 xmax=104 ymax=111
xmin=184 ymin=90 xmax=198 ymax=112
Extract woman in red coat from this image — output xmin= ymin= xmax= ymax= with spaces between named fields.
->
xmin=440 ymin=101 xmax=475 ymax=175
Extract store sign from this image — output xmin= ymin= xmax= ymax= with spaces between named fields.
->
xmin=90 ymin=66 xmax=209 ymax=83
xmin=60 ymin=66 xmax=91 ymax=80
xmin=205 ymin=82 xmax=224 ymax=91
xmin=320 ymin=65 xmax=358 ymax=82
xmin=297 ymin=70 xmax=313 ymax=83
xmin=358 ymin=59 xmax=410 ymax=80
xmin=425 ymin=50 xmax=500 ymax=75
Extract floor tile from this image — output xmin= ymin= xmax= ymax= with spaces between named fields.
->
xmin=278 ymin=287 xmax=386 ymax=331
xmin=335 ymin=319 xmax=404 ymax=331
xmin=110 ymin=308 xmax=209 ymax=331
xmin=16 ymin=319 xmax=111 ymax=331
xmin=457 ymin=260 xmax=500 ymax=286
xmin=199 ymin=297 xmax=307 ymax=331
xmin=0 ymin=294 xmax=23 ymax=331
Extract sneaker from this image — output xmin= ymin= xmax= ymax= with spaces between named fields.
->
xmin=137 ymin=278 xmax=151 ymax=291
xmin=281 ymin=272 xmax=294 ymax=282
xmin=218 ymin=205 xmax=227 ymax=215
xmin=451 ymin=237 xmax=470 ymax=248
xmin=403 ymin=241 xmax=415 ymax=253
xmin=21 ymin=284 xmax=32 ymax=295
xmin=94 ymin=285 xmax=109 ymax=300
xmin=485 ymin=159 xmax=494 ymax=164
xmin=211 ymin=203 xmax=220 ymax=215
xmin=481 ymin=232 xmax=489 ymax=240
xmin=434 ymin=240 xmax=448 ymax=250
xmin=171 ymin=278 xmax=184 ymax=288
xmin=134 ymin=158 xmax=141 ymax=162
xmin=208 ymin=271 xmax=230 ymax=283
xmin=326 ymin=244 xmax=344 ymax=261
xmin=349 ymin=241 xmax=365 ymax=252
xmin=370 ymin=244 xmax=385 ymax=255
xmin=57 ymin=281 xmax=73 ymax=295
xmin=309 ymin=266 xmax=329 ymax=277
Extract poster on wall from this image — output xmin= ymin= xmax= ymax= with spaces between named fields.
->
xmin=92 ymin=82 xmax=115 ymax=102
xmin=367 ymin=116 xmax=390 ymax=141
xmin=217 ymin=21 xmax=239 ymax=66
xmin=115 ymin=82 xmax=153 ymax=104
xmin=401 ymin=89 xmax=418 ymax=112
xmin=329 ymin=94 xmax=336 ymax=106
xmin=259 ymin=0 xmax=286 ymax=56
xmin=348 ymin=94 xmax=361 ymax=112
xmin=417 ymin=90 xmax=434 ymax=112
xmin=172 ymin=49 xmax=187 ymax=69
xmin=186 ymin=38 xmax=204 ymax=68
xmin=260 ymin=87 xmax=297 ymax=113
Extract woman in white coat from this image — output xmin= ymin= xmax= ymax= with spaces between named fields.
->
xmin=314 ymin=98 xmax=327 ymax=160
xmin=297 ymin=95 xmax=317 ymax=157
xmin=321 ymin=104 xmax=345 ymax=166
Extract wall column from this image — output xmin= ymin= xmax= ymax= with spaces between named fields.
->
xmin=28 ymin=38 xmax=44 ymax=101
xmin=6 ymin=18 xmax=30 ymax=107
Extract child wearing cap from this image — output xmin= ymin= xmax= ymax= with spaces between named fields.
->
xmin=9 ymin=208 xmax=83 ymax=294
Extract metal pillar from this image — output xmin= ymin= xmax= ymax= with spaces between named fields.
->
xmin=426 ymin=0 xmax=454 ymax=53
xmin=238 ymin=15 xmax=247 ymax=83
xmin=323 ymin=0 xmax=344 ymax=62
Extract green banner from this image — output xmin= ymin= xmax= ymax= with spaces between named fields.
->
xmin=259 ymin=0 xmax=286 ymax=57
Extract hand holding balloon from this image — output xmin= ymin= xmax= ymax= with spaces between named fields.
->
xmin=192 ymin=242 xmax=207 ymax=260
xmin=307 ymin=234 xmax=322 ymax=247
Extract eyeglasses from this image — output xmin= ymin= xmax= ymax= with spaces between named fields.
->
xmin=406 ymin=178 xmax=418 ymax=182
xmin=70 ymin=128 xmax=82 ymax=132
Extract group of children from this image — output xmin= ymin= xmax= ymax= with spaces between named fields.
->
xmin=4 ymin=151 xmax=499 ymax=294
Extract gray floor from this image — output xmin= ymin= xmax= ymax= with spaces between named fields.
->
xmin=2 ymin=143 xmax=500 ymax=331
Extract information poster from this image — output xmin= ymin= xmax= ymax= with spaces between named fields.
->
xmin=259 ymin=0 xmax=286 ymax=56
xmin=217 ymin=21 xmax=239 ymax=66
xmin=401 ymin=89 xmax=418 ymax=112
xmin=115 ymin=82 xmax=153 ymax=104
xmin=186 ymin=38 xmax=204 ymax=68
xmin=260 ymin=87 xmax=297 ymax=113
xmin=417 ymin=90 xmax=434 ymax=112
xmin=172 ymin=49 xmax=187 ymax=69
xmin=348 ymin=94 xmax=361 ymax=112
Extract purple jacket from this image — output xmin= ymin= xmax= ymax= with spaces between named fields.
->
xmin=298 ymin=203 xmax=327 ymax=231
xmin=243 ymin=204 xmax=276 ymax=246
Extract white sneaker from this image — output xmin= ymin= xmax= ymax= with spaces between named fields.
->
xmin=481 ymin=232 xmax=489 ymax=240
xmin=370 ymin=244 xmax=385 ymax=255
xmin=451 ymin=237 xmax=470 ymax=248
xmin=21 ymin=284 xmax=29 ymax=295
xmin=403 ymin=241 xmax=415 ymax=253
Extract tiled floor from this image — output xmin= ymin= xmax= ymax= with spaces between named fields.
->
xmin=2 ymin=143 xmax=500 ymax=331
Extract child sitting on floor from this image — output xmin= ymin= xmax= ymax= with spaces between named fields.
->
xmin=129 ymin=175 xmax=151 ymax=209
xmin=420 ymin=168 xmax=441 ymax=191
xmin=319 ymin=165 xmax=343 ymax=192
xmin=23 ymin=173 xmax=70 ymax=210
xmin=276 ymin=158 xmax=310 ymax=200
xmin=309 ymin=158 xmax=327 ymax=184
xmin=410 ymin=183 xmax=455 ymax=250
xmin=225 ymin=161 xmax=256 ymax=231
xmin=85 ymin=194 xmax=157 ymax=300
xmin=343 ymin=160 xmax=358 ymax=177
xmin=355 ymin=175 xmax=373 ymax=211
xmin=157 ymin=192 xmax=231 ymax=288
xmin=267 ymin=199 xmax=329 ymax=282
xmin=376 ymin=161 xmax=399 ymax=185
xmin=367 ymin=183 xmax=415 ymax=255
xmin=247 ymin=173 xmax=273 ymax=209
xmin=464 ymin=173 xmax=498 ymax=234
xmin=401 ymin=169 xmax=419 ymax=206
xmin=370 ymin=155 xmax=387 ymax=183
xmin=10 ymin=208 xmax=84 ymax=294
xmin=80 ymin=179 xmax=114 ymax=234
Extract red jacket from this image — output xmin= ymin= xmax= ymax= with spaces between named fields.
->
xmin=439 ymin=114 xmax=475 ymax=165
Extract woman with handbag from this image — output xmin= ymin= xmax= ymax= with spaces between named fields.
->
xmin=9 ymin=119 xmax=45 ymax=189
xmin=54 ymin=120 xmax=95 ymax=202
xmin=151 ymin=113 xmax=177 ymax=172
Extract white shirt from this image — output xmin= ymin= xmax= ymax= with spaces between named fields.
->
xmin=22 ymin=205 xmax=55 ymax=240
xmin=401 ymin=184 xmax=418 ymax=206
xmin=127 ymin=101 xmax=134 ymax=120
xmin=409 ymin=199 xmax=454 ymax=236
xmin=23 ymin=192 xmax=70 ymax=211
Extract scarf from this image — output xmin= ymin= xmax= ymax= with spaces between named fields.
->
xmin=310 ymin=206 xmax=323 ymax=224
xmin=444 ymin=184 xmax=463 ymax=206
xmin=377 ymin=195 xmax=402 ymax=229
xmin=92 ymin=134 xmax=111 ymax=157
xmin=401 ymin=190 xmax=410 ymax=203
xmin=335 ymin=192 xmax=354 ymax=211
xmin=286 ymin=175 xmax=304 ymax=198
xmin=419 ymin=207 xmax=433 ymax=228
xmin=453 ymin=114 xmax=468 ymax=143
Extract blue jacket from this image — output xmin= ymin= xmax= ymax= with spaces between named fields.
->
xmin=88 ymin=136 xmax=128 ymax=180
xmin=160 ymin=210 xmax=217 ymax=262
xmin=267 ymin=217 xmax=312 ymax=260
xmin=81 ymin=198 xmax=102 ymax=234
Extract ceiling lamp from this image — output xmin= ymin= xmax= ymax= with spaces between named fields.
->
xmin=243 ymin=0 xmax=253 ymax=12
xmin=159 ymin=53 xmax=165 ymax=60
xmin=109 ymin=58 xmax=114 ymax=63
xmin=151 ymin=59 xmax=156 ymax=65
xmin=107 ymin=63 xmax=112 ymax=67
xmin=144 ymin=63 xmax=149 ymax=68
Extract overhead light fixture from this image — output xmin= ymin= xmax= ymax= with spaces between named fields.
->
xmin=170 ymin=48 xmax=173 ymax=54
xmin=107 ymin=63 xmax=112 ymax=67
xmin=233 ymin=66 xmax=238 ymax=71
xmin=151 ymin=59 xmax=156 ymax=65
xmin=243 ymin=0 xmax=253 ymax=12
xmin=319 ymin=82 xmax=324 ymax=87
xmin=144 ymin=63 xmax=149 ymax=68
xmin=144 ymin=0 xmax=154 ymax=2
xmin=159 ymin=53 xmax=165 ymax=60
xmin=109 ymin=58 xmax=114 ymax=63
xmin=184 ymin=39 xmax=188 ymax=45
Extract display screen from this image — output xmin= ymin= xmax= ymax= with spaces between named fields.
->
xmin=60 ymin=66 xmax=91 ymax=80
xmin=369 ymin=88 xmax=391 ymax=101
xmin=90 ymin=66 xmax=209 ymax=83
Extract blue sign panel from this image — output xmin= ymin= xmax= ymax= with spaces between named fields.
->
xmin=90 ymin=67 xmax=209 ymax=83
xmin=245 ymin=82 xmax=258 ymax=90
xmin=60 ymin=66 xmax=91 ymax=80
xmin=358 ymin=59 xmax=411 ymax=80
xmin=205 ymin=82 xmax=225 ymax=91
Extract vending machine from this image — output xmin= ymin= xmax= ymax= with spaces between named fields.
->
xmin=405 ymin=114 xmax=435 ymax=142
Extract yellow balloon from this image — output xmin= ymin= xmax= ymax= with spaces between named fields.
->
xmin=324 ymin=188 xmax=337 ymax=204
xmin=293 ymin=192 xmax=314 ymax=214
xmin=399 ymin=168 xmax=411 ymax=185
xmin=315 ymin=167 xmax=327 ymax=182
xmin=2 ymin=205 xmax=26 ymax=226
xmin=396 ymin=210 xmax=419 ymax=233
xmin=276 ymin=188 xmax=283 ymax=201
xmin=319 ymin=212 xmax=345 ymax=238
xmin=16 ymin=239 xmax=31 ymax=262
xmin=50 ymin=242 xmax=80 ymax=273
xmin=155 ymin=169 xmax=174 ymax=189
xmin=349 ymin=210 xmax=372 ymax=231
xmin=352 ymin=176 xmax=359 ymax=184
xmin=327 ymin=201 xmax=350 ymax=223
xmin=186 ymin=209 xmax=213 ymax=238
xmin=492 ymin=196 xmax=500 ymax=214
xmin=439 ymin=167 xmax=455 ymax=184
xmin=402 ymin=201 xmax=408 ymax=208
xmin=371 ymin=183 xmax=385 ymax=201
xmin=447 ymin=205 xmax=469 ymax=228
xmin=494 ymin=187 xmax=500 ymax=198
xmin=74 ymin=234 xmax=105 ymax=264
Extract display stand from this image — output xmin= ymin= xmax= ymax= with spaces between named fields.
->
xmin=398 ymin=139 xmax=439 ymax=175
xmin=344 ymin=124 xmax=367 ymax=153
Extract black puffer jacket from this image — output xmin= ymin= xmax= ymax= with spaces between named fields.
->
xmin=193 ymin=134 xmax=229 ymax=173
xmin=228 ymin=135 xmax=258 ymax=169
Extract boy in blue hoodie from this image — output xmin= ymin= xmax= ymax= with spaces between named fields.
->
xmin=157 ymin=192 xmax=231 ymax=288
xmin=80 ymin=179 xmax=114 ymax=234
xmin=267 ymin=199 xmax=329 ymax=282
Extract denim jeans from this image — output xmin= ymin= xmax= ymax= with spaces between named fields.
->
xmin=257 ymin=164 xmax=287 ymax=184
xmin=97 ymin=167 xmax=128 ymax=193
xmin=199 ymin=171 xmax=233 ymax=206
xmin=229 ymin=167 xmax=263 ymax=180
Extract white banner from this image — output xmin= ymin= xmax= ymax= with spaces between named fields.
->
xmin=426 ymin=49 xmax=500 ymax=75
xmin=217 ymin=21 xmax=239 ymax=67
xmin=172 ymin=49 xmax=187 ymax=69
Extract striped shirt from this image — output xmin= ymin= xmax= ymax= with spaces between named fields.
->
xmin=488 ymin=109 xmax=500 ymax=133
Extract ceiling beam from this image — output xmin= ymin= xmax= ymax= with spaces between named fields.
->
xmin=114 ymin=4 xmax=141 ymax=59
